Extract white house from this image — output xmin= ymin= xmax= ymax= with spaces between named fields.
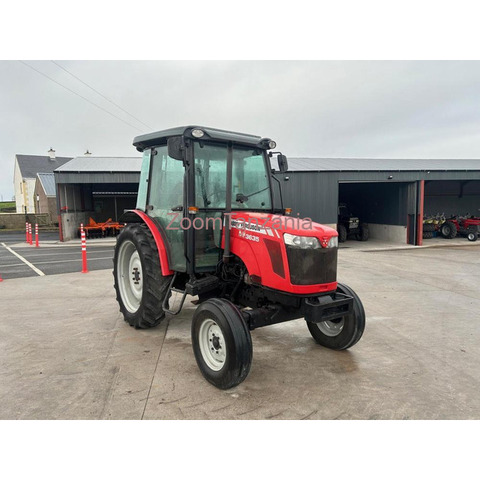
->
xmin=14 ymin=149 xmax=72 ymax=213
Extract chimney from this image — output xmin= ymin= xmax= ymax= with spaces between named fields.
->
xmin=84 ymin=150 xmax=92 ymax=156
xmin=48 ymin=148 xmax=56 ymax=160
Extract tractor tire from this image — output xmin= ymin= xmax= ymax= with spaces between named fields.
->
xmin=337 ymin=224 xmax=347 ymax=243
xmin=423 ymin=223 xmax=435 ymax=232
xmin=192 ymin=298 xmax=252 ymax=390
xmin=423 ymin=231 xmax=434 ymax=239
xmin=467 ymin=227 xmax=478 ymax=242
xmin=440 ymin=221 xmax=457 ymax=239
xmin=357 ymin=224 xmax=369 ymax=241
xmin=306 ymin=283 xmax=365 ymax=350
xmin=113 ymin=223 xmax=172 ymax=329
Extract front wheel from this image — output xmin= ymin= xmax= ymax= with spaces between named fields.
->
xmin=306 ymin=283 xmax=365 ymax=350
xmin=337 ymin=224 xmax=347 ymax=243
xmin=192 ymin=298 xmax=252 ymax=390
xmin=356 ymin=224 xmax=369 ymax=241
xmin=467 ymin=231 xmax=478 ymax=242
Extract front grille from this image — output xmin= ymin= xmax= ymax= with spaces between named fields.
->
xmin=286 ymin=246 xmax=337 ymax=285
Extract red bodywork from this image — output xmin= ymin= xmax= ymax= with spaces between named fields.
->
xmin=224 ymin=212 xmax=338 ymax=295
xmin=127 ymin=210 xmax=338 ymax=295
xmin=129 ymin=210 xmax=174 ymax=276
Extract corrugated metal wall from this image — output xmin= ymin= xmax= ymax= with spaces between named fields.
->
xmin=276 ymin=171 xmax=339 ymax=224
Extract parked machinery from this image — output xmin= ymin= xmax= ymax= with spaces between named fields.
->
xmin=78 ymin=217 xmax=125 ymax=238
xmin=447 ymin=214 xmax=479 ymax=242
xmin=423 ymin=213 xmax=479 ymax=241
xmin=422 ymin=213 xmax=445 ymax=239
xmin=337 ymin=203 xmax=369 ymax=243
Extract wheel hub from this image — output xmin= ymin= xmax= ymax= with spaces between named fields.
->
xmin=317 ymin=318 xmax=345 ymax=337
xmin=211 ymin=334 xmax=221 ymax=351
xmin=199 ymin=319 xmax=226 ymax=371
xmin=117 ymin=240 xmax=143 ymax=313
xmin=132 ymin=267 xmax=141 ymax=284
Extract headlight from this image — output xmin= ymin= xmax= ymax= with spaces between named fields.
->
xmin=284 ymin=233 xmax=320 ymax=249
xmin=327 ymin=236 xmax=338 ymax=248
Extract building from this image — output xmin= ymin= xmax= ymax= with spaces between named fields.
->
xmin=52 ymin=153 xmax=480 ymax=245
xmin=278 ymin=158 xmax=480 ymax=245
xmin=34 ymin=173 xmax=58 ymax=223
xmin=14 ymin=150 xmax=72 ymax=213
xmin=54 ymin=156 xmax=141 ymax=240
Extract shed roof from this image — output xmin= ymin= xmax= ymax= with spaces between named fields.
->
xmin=55 ymin=156 xmax=142 ymax=172
xmin=286 ymin=157 xmax=480 ymax=172
xmin=36 ymin=173 xmax=56 ymax=196
xmin=16 ymin=154 xmax=73 ymax=178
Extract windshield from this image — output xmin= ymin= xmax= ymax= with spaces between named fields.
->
xmin=194 ymin=142 xmax=271 ymax=210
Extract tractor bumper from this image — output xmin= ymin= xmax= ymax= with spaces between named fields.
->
xmin=303 ymin=292 xmax=353 ymax=323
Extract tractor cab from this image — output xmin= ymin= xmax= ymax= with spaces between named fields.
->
xmin=114 ymin=126 xmax=365 ymax=390
xmin=132 ymin=126 xmax=284 ymax=274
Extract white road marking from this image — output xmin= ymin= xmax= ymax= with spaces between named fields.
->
xmin=0 ymin=256 xmax=112 ymax=268
xmin=1 ymin=243 xmax=45 ymax=276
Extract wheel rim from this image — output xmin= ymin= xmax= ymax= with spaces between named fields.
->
xmin=117 ymin=240 xmax=143 ymax=313
xmin=198 ymin=318 xmax=226 ymax=371
xmin=317 ymin=318 xmax=345 ymax=337
xmin=468 ymin=233 xmax=475 ymax=241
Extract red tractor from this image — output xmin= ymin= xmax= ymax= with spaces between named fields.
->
xmin=444 ymin=215 xmax=479 ymax=242
xmin=113 ymin=126 xmax=365 ymax=389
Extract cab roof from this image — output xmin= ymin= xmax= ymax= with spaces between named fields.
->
xmin=133 ymin=125 xmax=265 ymax=152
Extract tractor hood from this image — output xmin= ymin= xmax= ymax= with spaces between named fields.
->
xmin=229 ymin=211 xmax=338 ymax=239
xmin=225 ymin=211 xmax=338 ymax=295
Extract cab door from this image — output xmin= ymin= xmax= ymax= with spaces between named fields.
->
xmin=146 ymin=145 xmax=186 ymax=271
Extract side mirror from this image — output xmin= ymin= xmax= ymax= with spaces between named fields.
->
xmin=277 ymin=154 xmax=288 ymax=173
xmin=167 ymin=136 xmax=184 ymax=161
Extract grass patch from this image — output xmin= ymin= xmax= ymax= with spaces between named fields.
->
xmin=0 ymin=202 xmax=16 ymax=213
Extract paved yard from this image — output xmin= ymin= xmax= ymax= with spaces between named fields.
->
xmin=0 ymin=244 xmax=479 ymax=419
xmin=0 ymin=231 xmax=114 ymax=279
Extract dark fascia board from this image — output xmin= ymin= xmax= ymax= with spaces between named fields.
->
xmin=133 ymin=125 xmax=264 ymax=152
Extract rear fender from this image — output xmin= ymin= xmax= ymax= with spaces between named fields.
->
xmin=120 ymin=210 xmax=173 ymax=276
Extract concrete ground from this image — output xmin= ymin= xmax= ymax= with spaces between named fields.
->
xmin=1 ymin=244 xmax=479 ymax=419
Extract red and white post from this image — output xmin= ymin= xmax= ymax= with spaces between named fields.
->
xmin=35 ymin=223 xmax=39 ymax=248
xmin=25 ymin=222 xmax=29 ymax=243
xmin=81 ymin=223 xmax=89 ymax=273
xmin=28 ymin=223 xmax=33 ymax=245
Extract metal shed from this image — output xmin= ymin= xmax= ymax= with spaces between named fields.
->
xmin=54 ymin=156 xmax=141 ymax=241
xmin=276 ymin=158 xmax=480 ymax=245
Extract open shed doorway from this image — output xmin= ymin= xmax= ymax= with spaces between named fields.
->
xmin=338 ymin=182 xmax=410 ymax=244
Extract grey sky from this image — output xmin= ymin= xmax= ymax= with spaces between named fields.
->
xmin=1 ymin=60 xmax=480 ymax=200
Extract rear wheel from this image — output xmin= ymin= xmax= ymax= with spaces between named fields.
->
xmin=337 ymin=224 xmax=347 ymax=243
xmin=306 ymin=283 xmax=365 ymax=350
xmin=440 ymin=221 xmax=457 ymax=239
xmin=192 ymin=298 xmax=252 ymax=390
xmin=356 ymin=224 xmax=369 ymax=241
xmin=113 ymin=224 xmax=172 ymax=329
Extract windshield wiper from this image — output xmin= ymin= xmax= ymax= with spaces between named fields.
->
xmin=235 ymin=187 xmax=269 ymax=204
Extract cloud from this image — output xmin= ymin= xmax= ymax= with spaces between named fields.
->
xmin=1 ymin=60 xmax=480 ymax=199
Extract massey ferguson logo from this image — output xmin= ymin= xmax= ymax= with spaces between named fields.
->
xmin=321 ymin=237 xmax=329 ymax=248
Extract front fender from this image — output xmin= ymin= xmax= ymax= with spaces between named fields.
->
xmin=120 ymin=210 xmax=173 ymax=276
